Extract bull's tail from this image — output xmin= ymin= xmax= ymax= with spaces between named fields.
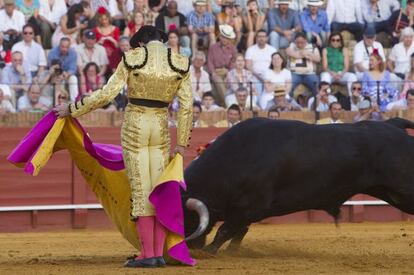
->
xmin=326 ymin=207 xmax=341 ymax=228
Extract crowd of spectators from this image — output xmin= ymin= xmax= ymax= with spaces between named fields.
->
xmin=1 ymin=0 xmax=414 ymax=128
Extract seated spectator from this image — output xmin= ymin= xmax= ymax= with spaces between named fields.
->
xmin=267 ymin=107 xmax=280 ymax=119
xmin=201 ymin=91 xmax=224 ymax=111
xmin=261 ymin=52 xmax=292 ymax=110
xmin=353 ymin=99 xmax=386 ymax=122
xmin=0 ymin=0 xmax=26 ymax=49
xmin=353 ymin=25 xmax=386 ymax=79
xmin=0 ymin=84 xmax=14 ymax=106
xmin=94 ymin=7 xmax=120 ymax=62
xmin=40 ymin=64 xmax=66 ymax=102
xmin=230 ymin=86 xmax=258 ymax=111
xmin=190 ymin=51 xmax=212 ymax=102
xmin=47 ymin=37 xmax=78 ymax=101
xmin=361 ymin=0 xmax=400 ymax=37
xmin=38 ymin=0 xmax=67 ymax=49
xmin=207 ymin=24 xmax=237 ymax=106
xmin=155 ymin=0 xmax=190 ymax=50
xmin=241 ymin=0 xmax=265 ymax=49
xmin=0 ymin=32 xmax=12 ymax=68
xmin=0 ymin=87 xmax=16 ymax=113
xmin=176 ymin=0 xmax=195 ymax=17
xmin=308 ymin=82 xmax=338 ymax=112
xmin=12 ymin=24 xmax=47 ymax=80
xmin=326 ymin=0 xmax=363 ymax=41
xmin=362 ymin=51 xmax=399 ymax=112
xmin=79 ymin=62 xmax=105 ymax=100
xmin=214 ymin=103 xmax=241 ymax=128
xmin=321 ymin=32 xmax=357 ymax=96
xmin=109 ymin=35 xmax=130 ymax=74
xmin=217 ymin=1 xmax=242 ymax=45
xmin=76 ymin=29 xmax=108 ymax=77
xmin=167 ymin=29 xmax=191 ymax=57
xmin=316 ymin=102 xmax=344 ymax=124
xmin=108 ymin=0 xmax=134 ymax=30
xmin=289 ymin=0 xmax=307 ymax=12
xmin=265 ymin=86 xmax=302 ymax=111
xmin=56 ymin=89 xmax=70 ymax=105
xmin=387 ymin=89 xmax=414 ymax=111
xmin=392 ymin=0 xmax=414 ymax=40
xmin=245 ymin=30 xmax=277 ymax=82
xmin=80 ymin=1 xmax=97 ymax=30
xmin=300 ymin=0 xmax=329 ymax=48
xmin=17 ymin=83 xmax=51 ymax=112
xmin=192 ymin=101 xmax=208 ymax=128
xmin=267 ymin=0 xmax=301 ymax=50
xmin=51 ymin=3 xmax=87 ymax=48
xmin=286 ymin=32 xmax=320 ymax=98
xmin=123 ymin=11 xmax=144 ymax=38
xmin=387 ymin=27 xmax=414 ymax=80
xmin=16 ymin=0 xmax=42 ymax=43
xmin=210 ymin=0 xmax=226 ymax=15
xmin=131 ymin=0 xmax=157 ymax=26
xmin=1 ymin=51 xmax=32 ymax=99
xmin=225 ymin=53 xmax=257 ymax=106
xmin=349 ymin=81 xmax=364 ymax=111
xmin=187 ymin=0 xmax=215 ymax=54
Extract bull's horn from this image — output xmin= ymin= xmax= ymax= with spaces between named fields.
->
xmin=184 ymin=198 xmax=209 ymax=241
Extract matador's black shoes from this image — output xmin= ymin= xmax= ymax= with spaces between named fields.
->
xmin=124 ymin=256 xmax=166 ymax=268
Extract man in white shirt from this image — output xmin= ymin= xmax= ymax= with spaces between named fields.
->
xmin=12 ymin=24 xmax=47 ymax=80
xmin=361 ymin=0 xmax=400 ymax=36
xmin=17 ymin=83 xmax=51 ymax=112
xmin=387 ymin=27 xmax=414 ymax=80
xmin=245 ymin=30 xmax=277 ymax=82
xmin=190 ymin=51 xmax=212 ymax=102
xmin=0 ymin=0 xmax=25 ymax=46
xmin=38 ymin=0 xmax=67 ymax=49
xmin=326 ymin=0 xmax=364 ymax=40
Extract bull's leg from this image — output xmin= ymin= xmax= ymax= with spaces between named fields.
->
xmin=204 ymin=222 xmax=238 ymax=254
xmin=226 ymin=225 xmax=250 ymax=251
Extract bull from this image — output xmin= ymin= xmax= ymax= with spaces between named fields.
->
xmin=182 ymin=117 xmax=414 ymax=253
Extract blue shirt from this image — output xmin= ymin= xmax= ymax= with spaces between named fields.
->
xmin=47 ymin=46 xmax=77 ymax=75
xmin=300 ymin=8 xmax=330 ymax=34
xmin=187 ymin=11 xmax=215 ymax=30
xmin=0 ymin=63 xmax=32 ymax=86
xmin=267 ymin=8 xmax=300 ymax=33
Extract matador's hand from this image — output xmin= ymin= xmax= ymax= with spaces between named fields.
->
xmin=53 ymin=103 xmax=70 ymax=118
xmin=173 ymin=145 xmax=185 ymax=157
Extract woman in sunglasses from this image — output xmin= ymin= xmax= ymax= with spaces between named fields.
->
xmin=320 ymin=32 xmax=357 ymax=97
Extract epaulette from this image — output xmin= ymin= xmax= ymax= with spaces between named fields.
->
xmin=122 ymin=46 xmax=148 ymax=70
xmin=167 ymin=48 xmax=190 ymax=75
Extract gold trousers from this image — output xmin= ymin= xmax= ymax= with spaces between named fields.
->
xmin=121 ymin=104 xmax=170 ymax=217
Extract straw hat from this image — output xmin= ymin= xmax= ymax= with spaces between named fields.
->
xmin=219 ymin=24 xmax=236 ymax=40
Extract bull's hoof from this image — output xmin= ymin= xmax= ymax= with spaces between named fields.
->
xmin=203 ymin=245 xmax=219 ymax=254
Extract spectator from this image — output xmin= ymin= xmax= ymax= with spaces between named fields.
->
xmin=93 ymin=7 xmax=120 ymax=62
xmin=214 ymin=103 xmax=241 ymax=127
xmin=321 ymin=32 xmax=357 ymax=96
xmin=175 ymin=0 xmax=194 ymax=17
xmin=300 ymin=0 xmax=329 ymax=48
xmin=51 ymin=3 xmax=87 ymax=48
xmin=349 ymin=81 xmax=364 ymax=111
xmin=192 ymin=101 xmax=208 ymax=127
xmin=326 ymin=0 xmax=363 ymax=41
xmin=217 ymin=1 xmax=242 ymax=45
xmin=0 ymin=87 xmax=16 ymax=113
xmin=0 ymin=32 xmax=12 ymax=68
xmin=47 ymin=37 xmax=78 ymax=101
xmin=245 ymin=30 xmax=277 ymax=82
xmin=207 ymin=24 xmax=237 ymax=106
xmin=190 ymin=51 xmax=212 ymax=102
xmin=361 ymin=51 xmax=398 ymax=112
xmin=201 ymin=91 xmax=223 ymax=111
xmin=261 ymin=52 xmax=292 ymax=110
xmin=308 ymin=81 xmax=338 ymax=112
xmin=265 ymin=86 xmax=302 ymax=111
xmin=316 ymin=102 xmax=344 ymax=124
xmin=267 ymin=0 xmax=301 ymax=50
xmin=0 ymin=84 xmax=14 ymax=106
xmin=12 ymin=24 xmax=47 ymax=80
xmin=155 ymin=0 xmax=190 ymax=50
xmin=38 ymin=0 xmax=67 ymax=49
xmin=132 ymin=0 xmax=157 ymax=26
xmin=233 ymin=86 xmax=259 ymax=111
xmin=400 ymin=54 xmax=414 ymax=99
xmin=387 ymin=89 xmax=414 ymax=111
xmin=361 ymin=0 xmax=400 ymax=37
xmin=123 ymin=11 xmax=144 ymax=38
xmin=241 ymin=0 xmax=265 ymax=49
xmin=79 ymin=62 xmax=105 ymax=100
xmin=16 ymin=0 xmax=41 ymax=43
xmin=387 ymin=27 xmax=414 ymax=80
xmin=286 ymin=32 xmax=320 ymax=98
xmin=108 ymin=0 xmax=134 ymax=30
xmin=40 ymin=61 xmax=66 ymax=102
xmin=353 ymin=24 xmax=386 ymax=79
xmin=17 ymin=83 xmax=51 ymax=112
xmin=0 ymin=0 xmax=26 ymax=48
xmin=1 ymin=51 xmax=32 ymax=98
xmin=187 ymin=0 xmax=215 ymax=54
xmin=76 ymin=29 xmax=108 ymax=77
xmin=56 ymin=89 xmax=70 ymax=105
xmin=289 ymin=0 xmax=308 ymax=12
xmin=109 ymin=35 xmax=130 ymax=74
xmin=167 ymin=29 xmax=191 ymax=57
xmin=353 ymin=99 xmax=386 ymax=121
xmin=225 ymin=53 xmax=257 ymax=106
xmin=210 ymin=0 xmax=226 ymax=15
xmin=267 ymin=106 xmax=280 ymax=119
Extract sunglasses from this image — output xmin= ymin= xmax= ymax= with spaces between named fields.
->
xmin=23 ymin=31 xmax=33 ymax=35
xmin=352 ymin=87 xmax=362 ymax=91
xmin=330 ymin=38 xmax=341 ymax=42
xmin=58 ymin=96 xmax=68 ymax=99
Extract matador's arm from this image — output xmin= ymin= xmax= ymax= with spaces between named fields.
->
xmin=176 ymin=71 xmax=193 ymax=147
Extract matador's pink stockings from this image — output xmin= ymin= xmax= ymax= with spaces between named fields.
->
xmin=136 ymin=216 xmax=167 ymax=259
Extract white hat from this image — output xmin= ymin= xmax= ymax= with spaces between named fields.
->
xmin=306 ymin=0 xmax=324 ymax=6
xmin=401 ymin=27 xmax=414 ymax=37
xmin=219 ymin=24 xmax=236 ymax=39
xmin=274 ymin=0 xmax=291 ymax=5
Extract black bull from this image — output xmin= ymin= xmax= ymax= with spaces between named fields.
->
xmin=182 ymin=117 xmax=414 ymax=253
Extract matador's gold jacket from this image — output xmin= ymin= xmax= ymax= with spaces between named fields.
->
xmin=69 ymin=40 xmax=193 ymax=147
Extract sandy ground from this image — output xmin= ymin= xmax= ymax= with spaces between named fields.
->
xmin=1 ymin=223 xmax=414 ymax=274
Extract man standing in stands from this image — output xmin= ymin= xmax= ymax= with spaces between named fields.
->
xmin=326 ymin=0 xmax=364 ymax=41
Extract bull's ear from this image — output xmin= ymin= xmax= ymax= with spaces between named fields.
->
xmin=405 ymin=128 xmax=414 ymax=137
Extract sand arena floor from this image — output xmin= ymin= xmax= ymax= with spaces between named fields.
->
xmin=1 ymin=223 xmax=414 ymax=274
